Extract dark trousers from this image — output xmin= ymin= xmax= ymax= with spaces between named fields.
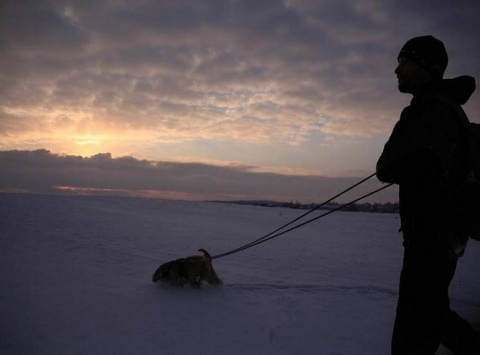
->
xmin=392 ymin=247 xmax=479 ymax=354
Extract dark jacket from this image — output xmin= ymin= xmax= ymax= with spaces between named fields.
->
xmin=376 ymin=76 xmax=476 ymax=259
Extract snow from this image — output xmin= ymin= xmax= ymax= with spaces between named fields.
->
xmin=1 ymin=193 xmax=479 ymax=355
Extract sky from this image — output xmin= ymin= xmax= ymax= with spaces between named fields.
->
xmin=1 ymin=0 xmax=479 ymax=203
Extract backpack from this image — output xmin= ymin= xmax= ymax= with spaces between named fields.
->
xmin=434 ymin=93 xmax=480 ymax=240
xmin=458 ymin=120 xmax=480 ymax=240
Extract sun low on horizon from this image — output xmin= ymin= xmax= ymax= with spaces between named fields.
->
xmin=0 ymin=63 xmax=398 ymax=178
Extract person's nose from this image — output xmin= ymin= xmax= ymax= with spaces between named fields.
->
xmin=394 ymin=63 xmax=401 ymax=75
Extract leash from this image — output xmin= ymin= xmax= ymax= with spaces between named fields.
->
xmin=211 ymin=173 xmax=394 ymax=260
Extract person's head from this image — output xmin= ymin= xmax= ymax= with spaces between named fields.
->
xmin=395 ymin=35 xmax=448 ymax=94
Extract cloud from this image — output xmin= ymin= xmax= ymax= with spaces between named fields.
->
xmin=0 ymin=1 xmax=399 ymax=141
xmin=0 ymin=149 xmax=397 ymax=203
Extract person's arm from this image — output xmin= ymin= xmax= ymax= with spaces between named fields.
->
xmin=376 ymin=99 xmax=458 ymax=185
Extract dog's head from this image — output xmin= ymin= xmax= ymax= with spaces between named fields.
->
xmin=198 ymin=248 xmax=212 ymax=258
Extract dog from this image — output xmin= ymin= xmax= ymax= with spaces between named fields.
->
xmin=152 ymin=249 xmax=223 ymax=288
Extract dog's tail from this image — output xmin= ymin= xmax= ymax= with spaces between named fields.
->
xmin=198 ymin=248 xmax=211 ymax=258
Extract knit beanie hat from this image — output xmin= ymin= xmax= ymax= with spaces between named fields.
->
xmin=398 ymin=35 xmax=448 ymax=77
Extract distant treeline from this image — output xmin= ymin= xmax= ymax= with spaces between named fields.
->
xmin=215 ymin=200 xmax=400 ymax=214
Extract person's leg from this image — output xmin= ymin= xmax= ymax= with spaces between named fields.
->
xmin=392 ymin=248 xmax=443 ymax=355
xmin=439 ymin=259 xmax=480 ymax=354
xmin=440 ymin=310 xmax=480 ymax=354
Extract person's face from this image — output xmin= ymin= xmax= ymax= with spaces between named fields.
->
xmin=395 ymin=56 xmax=432 ymax=94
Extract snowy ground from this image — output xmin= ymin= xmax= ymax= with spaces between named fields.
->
xmin=1 ymin=193 xmax=479 ymax=355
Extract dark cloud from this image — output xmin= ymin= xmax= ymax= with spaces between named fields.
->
xmin=0 ymin=149 xmax=397 ymax=203
xmin=0 ymin=0 xmax=87 ymax=53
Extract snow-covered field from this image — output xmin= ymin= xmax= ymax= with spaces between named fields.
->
xmin=1 ymin=193 xmax=479 ymax=355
